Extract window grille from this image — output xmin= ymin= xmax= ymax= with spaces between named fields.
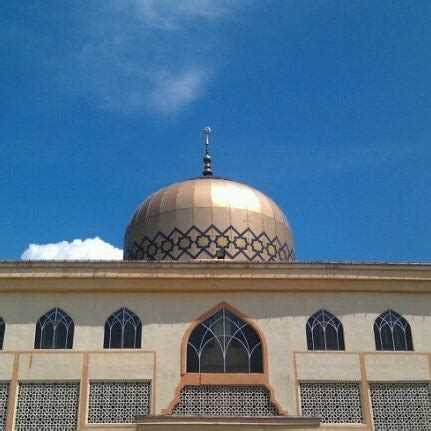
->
xmin=370 ymin=382 xmax=431 ymax=430
xmin=104 ymin=308 xmax=142 ymax=349
xmin=187 ymin=307 xmax=263 ymax=373
xmin=373 ymin=309 xmax=413 ymax=351
xmin=34 ymin=307 xmax=74 ymax=349
xmin=0 ymin=384 xmax=8 ymax=430
xmin=306 ymin=309 xmax=345 ymax=351
xmin=88 ymin=381 xmax=151 ymax=424
xmin=172 ymin=385 xmax=278 ymax=416
xmin=15 ymin=382 xmax=79 ymax=431
xmin=0 ymin=316 xmax=4 ymax=350
xmin=300 ymin=382 xmax=364 ymax=423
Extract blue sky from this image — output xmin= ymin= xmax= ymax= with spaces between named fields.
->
xmin=1 ymin=0 xmax=430 ymax=261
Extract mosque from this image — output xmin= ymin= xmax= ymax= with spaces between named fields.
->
xmin=0 ymin=128 xmax=430 ymax=431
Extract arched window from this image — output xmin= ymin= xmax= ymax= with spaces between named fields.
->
xmin=104 ymin=308 xmax=142 ymax=349
xmin=34 ymin=308 xmax=74 ymax=349
xmin=306 ymin=309 xmax=345 ymax=351
xmin=374 ymin=310 xmax=413 ymax=351
xmin=187 ymin=307 xmax=263 ymax=373
xmin=0 ymin=316 xmax=4 ymax=350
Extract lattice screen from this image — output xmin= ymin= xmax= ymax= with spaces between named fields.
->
xmin=300 ymin=382 xmax=364 ymax=423
xmin=370 ymin=382 xmax=431 ymax=430
xmin=172 ymin=385 xmax=278 ymax=416
xmin=0 ymin=384 xmax=8 ymax=430
xmin=88 ymin=381 xmax=151 ymax=423
xmin=15 ymin=382 xmax=79 ymax=431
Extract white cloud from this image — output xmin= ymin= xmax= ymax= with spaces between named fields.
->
xmin=60 ymin=0 xmax=241 ymax=113
xmin=118 ymin=0 xmax=236 ymax=29
xmin=21 ymin=237 xmax=123 ymax=261
xmin=150 ymin=68 xmax=206 ymax=113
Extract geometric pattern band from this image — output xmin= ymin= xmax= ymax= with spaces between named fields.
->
xmin=0 ymin=384 xmax=8 ymax=430
xmin=125 ymin=224 xmax=294 ymax=262
xmin=14 ymin=382 xmax=80 ymax=431
xmin=370 ymin=382 xmax=431 ymax=431
xmin=172 ymin=385 xmax=279 ymax=416
xmin=88 ymin=381 xmax=151 ymax=424
xmin=300 ymin=382 xmax=364 ymax=424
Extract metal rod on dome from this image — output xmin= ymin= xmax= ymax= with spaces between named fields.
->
xmin=202 ymin=126 xmax=213 ymax=177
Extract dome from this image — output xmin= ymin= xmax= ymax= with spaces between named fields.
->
xmin=124 ymin=177 xmax=294 ymax=262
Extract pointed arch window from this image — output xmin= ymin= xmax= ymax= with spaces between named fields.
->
xmin=306 ymin=309 xmax=345 ymax=351
xmin=34 ymin=308 xmax=74 ymax=349
xmin=374 ymin=310 xmax=413 ymax=351
xmin=187 ymin=307 xmax=263 ymax=373
xmin=0 ymin=316 xmax=4 ymax=350
xmin=104 ymin=308 xmax=142 ymax=349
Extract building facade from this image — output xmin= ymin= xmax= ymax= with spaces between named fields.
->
xmin=1 ymin=139 xmax=430 ymax=430
xmin=0 ymin=261 xmax=430 ymax=431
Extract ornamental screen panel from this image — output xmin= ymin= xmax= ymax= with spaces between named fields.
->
xmin=172 ymin=385 xmax=278 ymax=416
xmin=0 ymin=384 xmax=8 ymax=430
xmin=370 ymin=382 xmax=431 ymax=431
xmin=300 ymin=382 xmax=364 ymax=424
xmin=15 ymin=382 xmax=79 ymax=431
xmin=88 ymin=381 xmax=151 ymax=424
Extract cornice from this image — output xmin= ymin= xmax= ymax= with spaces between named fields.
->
xmin=0 ymin=260 xmax=430 ymax=285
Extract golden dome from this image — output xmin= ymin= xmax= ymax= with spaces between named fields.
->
xmin=124 ymin=177 xmax=294 ymax=262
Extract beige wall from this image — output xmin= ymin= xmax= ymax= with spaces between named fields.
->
xmin=0 ymin=261 xmax=430 ymax=430
xmin=1 ymin=289 xmax=430 ymax=416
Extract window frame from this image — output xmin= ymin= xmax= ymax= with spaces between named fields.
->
xmin=103 ymin=307 xmax=142 ymax=349
xmin=373 ymin=309 xmax=413 ymax=351
xmin=0 ymin=316 xmax=4 ymax=350
xmin=34 ymin=307 xmax=74 ymax=350
xmin=306 ymin=309 xmax=345 ymax=351
xmin=186 ymin=306 xmax=264 ymax=374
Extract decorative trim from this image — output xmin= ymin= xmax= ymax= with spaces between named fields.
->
xmin=135 ymin=415 xmax=322 ymax=428
xmin=125 ymin=225 xmax=294 ymax=262
xmin=79 ymin=353 xmax=89 ymax=429
xmin=293 ymin=352 xmax=300 ymax=415
xmin=5 ymin=353 xmax=19 ymax=431
xmin=152 ymin=351 xmax=157 ymax=415
xmin=186 ymin=307 xmax=263 ymax=373
xmin=179 ymin=302 xmax=269 ymax=376
xmin=163 ymin=301 xmax=287 ymax=416
xmin=359 ymin=354 xmax=373 ymax=430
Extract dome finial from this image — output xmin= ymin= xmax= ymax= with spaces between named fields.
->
xmin=202 ymin=126 xmax=213 ymax=177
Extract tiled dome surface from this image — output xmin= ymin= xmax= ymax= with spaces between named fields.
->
xmin=124 ymin=177 xmax=294 ymax=262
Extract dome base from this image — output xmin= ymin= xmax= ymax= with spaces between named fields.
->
xmin=124 ymin=223 xmax=294 ymax=262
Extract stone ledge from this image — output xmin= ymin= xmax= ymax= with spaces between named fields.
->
xmin=135 ymin=415 xmax=321 ymax=430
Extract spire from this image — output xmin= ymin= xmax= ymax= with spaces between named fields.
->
xmin=202 ymin=126 xmax=213 ymax=176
